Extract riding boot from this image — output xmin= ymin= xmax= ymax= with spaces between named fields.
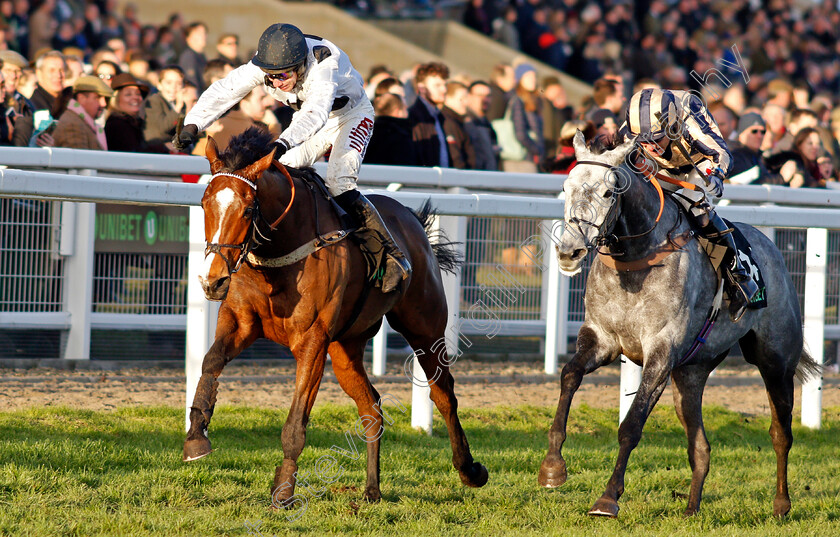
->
xmin=335 ymin=189 xmax=412 ymax=293
xmin=698 ymin=209 xmax=760 ymax=308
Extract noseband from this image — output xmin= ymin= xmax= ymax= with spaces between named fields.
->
xmin=204 ymin=163 xmax=296 ymax=275
xmin=569 ymin=158 xmax=664 ymax=253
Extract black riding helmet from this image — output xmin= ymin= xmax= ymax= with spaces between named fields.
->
xmin=252 ymin=23 xmax=308 ymax=72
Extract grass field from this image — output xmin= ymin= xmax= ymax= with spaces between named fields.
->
xmin=0 ymin=404 xmax=838 ymax=536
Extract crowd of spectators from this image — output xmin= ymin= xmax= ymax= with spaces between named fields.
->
xmin=1 ymin=0 xmax=838 ymax=188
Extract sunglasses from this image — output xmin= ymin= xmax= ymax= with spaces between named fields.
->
xmin=264 ymin=70 xmax=296 ymax=85
xmin=749 ymin=128 xmax=766 ymax=134
xmin=98 ymin=73 xmax=113 ymax=80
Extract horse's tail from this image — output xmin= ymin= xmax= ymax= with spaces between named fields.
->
xmin=795 ymin=346 xmax=822 ymax=383
xmin=412 ymin=199 xmax=463 ymax=275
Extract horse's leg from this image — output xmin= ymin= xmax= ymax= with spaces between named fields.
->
xmin=270 ymin=333 xmax=329 ymax=507
xmin=327 ymin=338 xmax=383 ymax=502
xmin=539 ymin=326 xmax=618 ymax=488
xmin=589 ymin=348 xmax=671 ymax=517
xmin=389 ymin=317 xmax=488 ymax=488
xmin=184 ymin=306 xmax=257 ymax=461
xmin=740 ymin=331 xmax=796 ymax=517
xmin=670 ymin=364 xmax=715 ymax=516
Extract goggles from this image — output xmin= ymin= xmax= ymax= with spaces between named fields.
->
xmin=263 ymin=69 xmax=296 ymax=86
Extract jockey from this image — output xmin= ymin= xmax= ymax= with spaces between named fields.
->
xmin=174 ymin=23 xmax=411 ymax=293
xmin=622 ymin=88 xmax=759 ymax=307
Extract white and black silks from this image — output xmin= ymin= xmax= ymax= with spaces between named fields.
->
xmin=184 ymin=35 xmax=374 ymax=196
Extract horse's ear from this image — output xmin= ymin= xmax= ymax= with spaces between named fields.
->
xmin=205 ymin=136 xmax=223 ymax=174
xmin=241 ymin=148 xmax=276 ymax=180
xmin=572 ymin=130 xmax=588 ymax=158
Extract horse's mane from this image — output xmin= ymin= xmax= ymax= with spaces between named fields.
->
xmin=587 ymin=133 xmax=623 ymax=155
xmin=217 ymin=127 xmax=276 ymax=173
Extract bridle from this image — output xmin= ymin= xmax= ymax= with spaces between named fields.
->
xmin=569 ymin=157 xmax=665 ymax=254
xmin=203 ymin=162 xmax=296 ymax=275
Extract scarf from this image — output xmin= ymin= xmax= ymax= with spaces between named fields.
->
xmin=67 ymin=99 xmax=108 ymax=150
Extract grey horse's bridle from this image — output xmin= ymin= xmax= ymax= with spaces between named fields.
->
xmin=569 ymin=158 xmax=664 ymax=254
xmin=567 ymin=160 xmax=624 ymax=252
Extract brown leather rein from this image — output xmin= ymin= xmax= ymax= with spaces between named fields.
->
xmin=570 ymin=159 xmax=694 ymax=272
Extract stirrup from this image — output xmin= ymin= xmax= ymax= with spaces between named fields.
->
xmin=382 ymin=253 xmax=411 ymax=293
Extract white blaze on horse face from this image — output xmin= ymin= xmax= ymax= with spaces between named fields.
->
xmin=200 ymin=187 xmax=237 ymax=281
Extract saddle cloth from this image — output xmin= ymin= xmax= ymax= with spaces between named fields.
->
xmin=695 ymin=218 xmax=767 ymax=311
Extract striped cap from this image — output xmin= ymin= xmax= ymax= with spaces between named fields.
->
xmin=626 ymin=88 xmax=679 ymax=142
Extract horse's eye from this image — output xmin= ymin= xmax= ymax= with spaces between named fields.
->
xmin=243 ymin=207 xmax=254 ymax=218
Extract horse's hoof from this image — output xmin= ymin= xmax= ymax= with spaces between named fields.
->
xmin=538 ymin=457 xmax=567 ymax=488
xmin=459 ymin=462 xmax=489 ymax=488
xmin=363 ymin=486 xmax=381 ymax=503
xmin=589 ymin=496 xmax=620 ymax=518
xmin=773 ymin=496 xmax=791 ymax=518
xmin=683 ymin=506 xmax=699 ymax=517
xmin=182 ymin=436 xmax=213 ymax=462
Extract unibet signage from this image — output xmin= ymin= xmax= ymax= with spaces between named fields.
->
xmin=95 ymin=204 xmax=189 ymax=254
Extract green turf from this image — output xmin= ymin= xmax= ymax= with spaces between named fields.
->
xmin=0 ymin=404 xmax=838 ymax=536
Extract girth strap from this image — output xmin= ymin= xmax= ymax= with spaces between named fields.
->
xmin=246 ymin=229 xmax=348 ymax=268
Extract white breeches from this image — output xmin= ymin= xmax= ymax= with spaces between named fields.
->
xmin=278 ymin=99 xmax=375 ymax=196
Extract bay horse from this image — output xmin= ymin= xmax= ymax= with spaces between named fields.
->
xmin=186 ymin=128 xmax=488 ymax=505
xmin=539 ymin=131 xmax=818 ymax=517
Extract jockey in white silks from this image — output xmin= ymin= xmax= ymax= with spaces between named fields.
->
xmin=174 ymin=23 xmax=410 ymax=293
xmin=621 ymin=87 xmax=759 ymax=306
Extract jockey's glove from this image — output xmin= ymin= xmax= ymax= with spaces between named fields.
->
xmin=706 ymin=168 xmax=725 ymax=198
xmin=173 ymin=122 xmax=197 ymax=151
xmin=270 ymin=139 xmax=290 ymax=159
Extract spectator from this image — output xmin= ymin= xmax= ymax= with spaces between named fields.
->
xmin=30 ymin=50 xmax=71 ymax=119
xmin=709 ymin=102 xmax=737 ymax=141
xmin=546 ymin=120 xmax=596 ymax=174
xmin=502 ymin=63 xmax=544 ymax=173
xmin=53 ymin=75 xmax=112 ymax=150
xmin=408 ymin=62 xmax=450 ymax=168
xmin=365 ymin=93 xmax=416 ymax=166
xmin=192 ymin=86 xmax=269 ymax=155
xmin=181 ymin=80 xmax=198 ymax=113
xmin=215 ymin=33 xmax=240 ymax=65
xmin=105 ymin=37 xmax=128 ymax=67
xmin=817 ymin=151 xmax=837 ymax=183
xmin=105 ymin=72 xmax=168 ymax=153
xmin=772 ymin=108 xmax=819 ymax=156
xmin=143 ymin=65 xmax=184 ymax=146
xmin=9 ymin=0 xmax=29 ymax=59
xmin=441 ymin=80 xmax=476 ymax=170
xmin=0 ymin=50 xmax=33 ymax=143
xmin=728 ymin=112 xmax=780 ymax=185
xmin=590 ymin=108 xmax=618 ymax=139
xmin=81 ymin=2 xmax=102 ymax=51
xmin=540 ymin=77 xmax=573 ymax=157
xmin=492 ymin=5 xmax=519 ymax=50
xmin=63 ymin=53 xmax=83 ymax=85
xmin=127 ymin=51 xmax=153 ymax=88
xmin=179 ymin=21 xmax=208 ymax=92
xmin=27 ymin=0 xmax=56 ymax=56
xmin=373 ymin=77 xmax=404 ymax=100
xmin=462 ymin=0 xmax=493 ymax=36
xmin=16 ymin=67 xmax=36 ymax=99
xmin=778 ymin=127 xmax=825 ymax=188
xmin=94 ymin=60 xmax=121 ymax=87
xmin=0 ymin=69 xmax=14 ymax=145
xmin=465 ymin=80 xmax=498 ymax=171
xmin=202 ymin=58 xmax=233 ymax=89
xmin=590 ymin=78 xmax=624 ymax=117
xmin=486 ymin=63 xmax=514 ymax=121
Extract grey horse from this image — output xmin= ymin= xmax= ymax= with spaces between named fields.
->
xmin=538 ymin=131 xmax=819 ymax=518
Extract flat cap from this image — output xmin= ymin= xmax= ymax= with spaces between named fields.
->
xmin=72 ymin=75 xmax=115 ymax=98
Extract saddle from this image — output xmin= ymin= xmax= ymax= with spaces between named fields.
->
xmin=252 ymin=166 xmax=387 ymax=288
